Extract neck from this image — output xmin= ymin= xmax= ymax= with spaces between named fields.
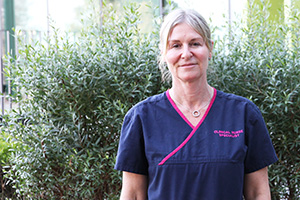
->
xmin=170 ymin=79 xmax=213 ymax=109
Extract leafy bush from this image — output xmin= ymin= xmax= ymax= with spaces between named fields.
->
xmin=209 ymin=2 xmax=300 ymax=199
xmin=0 ymin=135 xmax=12 ymax=165
xmin=0 ymin=134 xmax=16 ymax=199
xmin=1 ymin=3 xmax=162 ymax=199
xmin=2 ymin=1 xmax=299 ymax=199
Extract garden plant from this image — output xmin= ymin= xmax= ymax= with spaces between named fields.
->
xmin=0 ymin=1 xmax=299 ymax=199
xmin=209 ymin=2 xmax=300 ymax=199
xmin=1 ymin=2 xmax=162 ymax=199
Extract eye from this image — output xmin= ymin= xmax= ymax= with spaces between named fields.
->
xmin=171 ymin=43 xmax=181 ymax=48
xmin=191 ymin=42 xmax=201 ymax=47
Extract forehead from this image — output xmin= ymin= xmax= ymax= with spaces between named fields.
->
xmin=168 ymin=23 xmax=203 ymax=41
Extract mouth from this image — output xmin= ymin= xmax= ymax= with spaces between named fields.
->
xmin=180 ymin=63 xmax=197 ymax=67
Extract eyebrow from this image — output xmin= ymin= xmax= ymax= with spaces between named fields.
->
xmin=168 ymin=37 xmax=204 ymax=43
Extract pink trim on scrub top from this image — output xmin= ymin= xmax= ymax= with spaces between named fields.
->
xmin=166 ymin=90 xmax=195 ymax=129
xmin=159 ymin=88 xmax=217 ymax=166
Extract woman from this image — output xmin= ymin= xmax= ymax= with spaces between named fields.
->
xmin=115 ymin=9 xmax=278 ymax=200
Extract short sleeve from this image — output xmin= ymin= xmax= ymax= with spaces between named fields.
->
xmin=244 ymin=103 xmax=278 ymax=173
xmin=114 ymin=107 xmax=148 ymax=175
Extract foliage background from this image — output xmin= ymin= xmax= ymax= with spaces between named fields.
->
xmin=1 ymin=2 xmax=163 ymax=199
xmin=209 ymin=2 xmax=300 ymax=199
xmin=0 ymin=1 xmax=299 ymax=200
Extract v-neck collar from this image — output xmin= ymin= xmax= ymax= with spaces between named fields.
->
xmin=158 ymin=88 xmax=217 ymax=166
xmin=166 ymin=88 xmax=217 ymax=129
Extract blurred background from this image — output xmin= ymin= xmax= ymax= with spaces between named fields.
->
xmin=0 ymin=0 xmax=299 ymax=113
xmin=1 ymin=0 xmax=249 ymax=32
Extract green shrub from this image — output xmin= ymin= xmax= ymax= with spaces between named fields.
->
xmin=1 ymin=3 xmax=162 ymax=199
xmin=0 ymin=134 xmax=18 ymax=199
xmin=0 ymin=135 xmax=12 ymax=165
xmin=2 ymin=1 xmax=299 ymax=199
xmin=209 ymin=2 xmax=300 ymax=199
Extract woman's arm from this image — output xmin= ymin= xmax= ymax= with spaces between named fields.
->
xmin=244 ymin=167 xmax=271 ymax=200
xmin=120 ymin=171 xmax=148 ymax=200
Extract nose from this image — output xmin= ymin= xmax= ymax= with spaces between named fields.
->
xmin=181 ymin=45 xmax=192 ymax=59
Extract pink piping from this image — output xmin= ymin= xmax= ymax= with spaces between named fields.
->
xmin=158 ymin=88 xmax=217 ymax=166
xmin=166 ymin=90 xmax=195 ymax=129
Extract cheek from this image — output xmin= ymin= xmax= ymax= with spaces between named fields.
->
xmin=165 ymin=50 xmax=180 ymax=65
xmin=196 ymin=49 xmax=211 ymax=61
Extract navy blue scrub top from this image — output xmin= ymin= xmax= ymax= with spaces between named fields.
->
xmin=115 ymin=89 xmax=278 ymax=200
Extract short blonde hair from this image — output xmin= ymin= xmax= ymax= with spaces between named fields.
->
xmin=159 ymin=9 xmax=212 ymax=81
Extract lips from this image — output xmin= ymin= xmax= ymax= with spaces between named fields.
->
xmin=180 ymin=63 xmax=197 ymax=67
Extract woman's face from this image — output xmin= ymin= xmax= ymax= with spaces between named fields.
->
xmin=165 ymin=23 xmax=212 ymax=83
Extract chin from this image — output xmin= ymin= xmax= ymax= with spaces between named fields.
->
xmin=179 ymin=75 xmax=201 ymax=82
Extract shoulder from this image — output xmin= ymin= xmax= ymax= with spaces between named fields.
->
xmin=217 ymin=90 xmax=251 ymax=103
xmin=136 ymin=92 xmax=166 ymax=107
xmin=216 ymin=90 xmax=259 ymax=110
xmin=216 ymin=90 xmax=264 ymax=123
xmin=126 ymin=92 xmax=166 ymax=116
